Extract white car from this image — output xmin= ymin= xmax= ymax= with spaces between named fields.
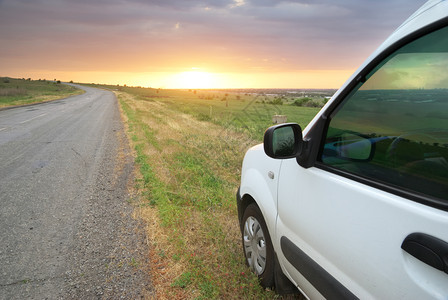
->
xmin=237 ymin=1 xmax=448 ymax=299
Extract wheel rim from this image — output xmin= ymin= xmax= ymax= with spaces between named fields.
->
xmin=243 ymin=216 xmax=267 ymax=275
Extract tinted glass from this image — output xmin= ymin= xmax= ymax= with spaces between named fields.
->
xmin=321 ymin=26 xmax=448 ymax=202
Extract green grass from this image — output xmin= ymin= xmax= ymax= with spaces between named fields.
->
xmin=111 ymin=85 xmax=322 ymax=299
xmin=98 ymin=84 xmax=321 ymax=140
xmin=0 ymin=77 xmax=83 ymax=108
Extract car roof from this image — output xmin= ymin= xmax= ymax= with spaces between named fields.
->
xmin=381 ymin=0 xmax=447 ymax=52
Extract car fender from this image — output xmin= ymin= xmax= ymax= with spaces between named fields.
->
xmin=240 ymin=144 xmax=282 ymax=239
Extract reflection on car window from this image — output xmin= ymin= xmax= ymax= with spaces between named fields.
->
xmin=321 ymin=26 xmax=448 ymax=202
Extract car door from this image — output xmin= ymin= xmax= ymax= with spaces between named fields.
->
xmin=275 ymin=25 xmax=448 ymax=299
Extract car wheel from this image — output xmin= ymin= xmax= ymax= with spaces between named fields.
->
xmin=242 ymin=203 xmax=275 ymax=288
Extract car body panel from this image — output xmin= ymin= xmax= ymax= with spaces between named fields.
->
xmin=276 ymin=160 xmax=448 ymax=299
xmin=240 ymin=144 xmax=282 ymax=236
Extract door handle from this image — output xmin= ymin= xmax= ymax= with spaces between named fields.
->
xmin=401 ymin=233 xmax=448 ymax=274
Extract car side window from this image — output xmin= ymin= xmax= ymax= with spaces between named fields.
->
xmin=320 ymin=26 xmax=448 ymax=202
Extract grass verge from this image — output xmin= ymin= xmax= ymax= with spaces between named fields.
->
xmin=116 ymin=87 xmax=320 ymax=299
xmin=0 ymin=77 xmax=83 ymax=108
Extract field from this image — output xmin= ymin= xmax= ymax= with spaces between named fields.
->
xmin=0 ymin=77 xmax=83 ymax=108
xmin=108 ymin=85 xmax=326 ymax=299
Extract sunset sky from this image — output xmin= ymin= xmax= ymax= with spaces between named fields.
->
xmin=0 ymin=0 xmax=425 ymax=89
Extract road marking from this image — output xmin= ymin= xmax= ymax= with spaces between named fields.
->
xmin=20 ymin=113 xmax=47 ymax=124
xmin=0 ymin=127 xmax=6 ymax=132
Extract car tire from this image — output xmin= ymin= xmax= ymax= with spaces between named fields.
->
xmin=241 ymin=203 xmax=275 ymax=288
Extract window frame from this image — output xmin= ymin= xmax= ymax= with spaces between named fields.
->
xmin=310 ymin=17 xmax=448 ymax=212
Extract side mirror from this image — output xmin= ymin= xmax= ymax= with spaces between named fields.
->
xmin=264 ymin=123 xmax=303 ymax=159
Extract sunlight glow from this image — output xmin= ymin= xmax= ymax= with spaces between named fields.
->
xmin=170 ymin=71 xmax=218 ymax=89
xmin=28 ymin=69 xmax=354 ymax=89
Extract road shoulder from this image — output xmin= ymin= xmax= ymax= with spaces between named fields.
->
xmin=61 ymin=93 xmax=153 ymax=299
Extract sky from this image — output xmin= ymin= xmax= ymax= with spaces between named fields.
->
xmin=0 ymin=0 xmax=426 ymax=89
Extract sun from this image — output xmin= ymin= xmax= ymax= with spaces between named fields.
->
xmin=170 ymin=70 xmax=217 ymax=89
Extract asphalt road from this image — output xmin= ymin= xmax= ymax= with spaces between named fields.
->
xmin=0 ymin=85 xmax=152 ymax=299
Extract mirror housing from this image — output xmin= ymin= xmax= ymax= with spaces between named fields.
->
xmin=264 ymin=123 xmax=303 ymax=159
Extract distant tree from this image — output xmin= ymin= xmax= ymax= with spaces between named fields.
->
xmin=271 ymin=97 xmax=283 ymax=105
xmin=292 ymin=97 xmax=312 ymax=106
xmin=306 ymin=101 xmax=321 ymax=107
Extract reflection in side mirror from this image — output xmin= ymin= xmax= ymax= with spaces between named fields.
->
xmin=264 ymin=123 xmax=302 ymax=159
xmin=323 ymin=132 xmax=373 ymax=162
xmin=340 ymin=135 xmax=372 ymax=160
